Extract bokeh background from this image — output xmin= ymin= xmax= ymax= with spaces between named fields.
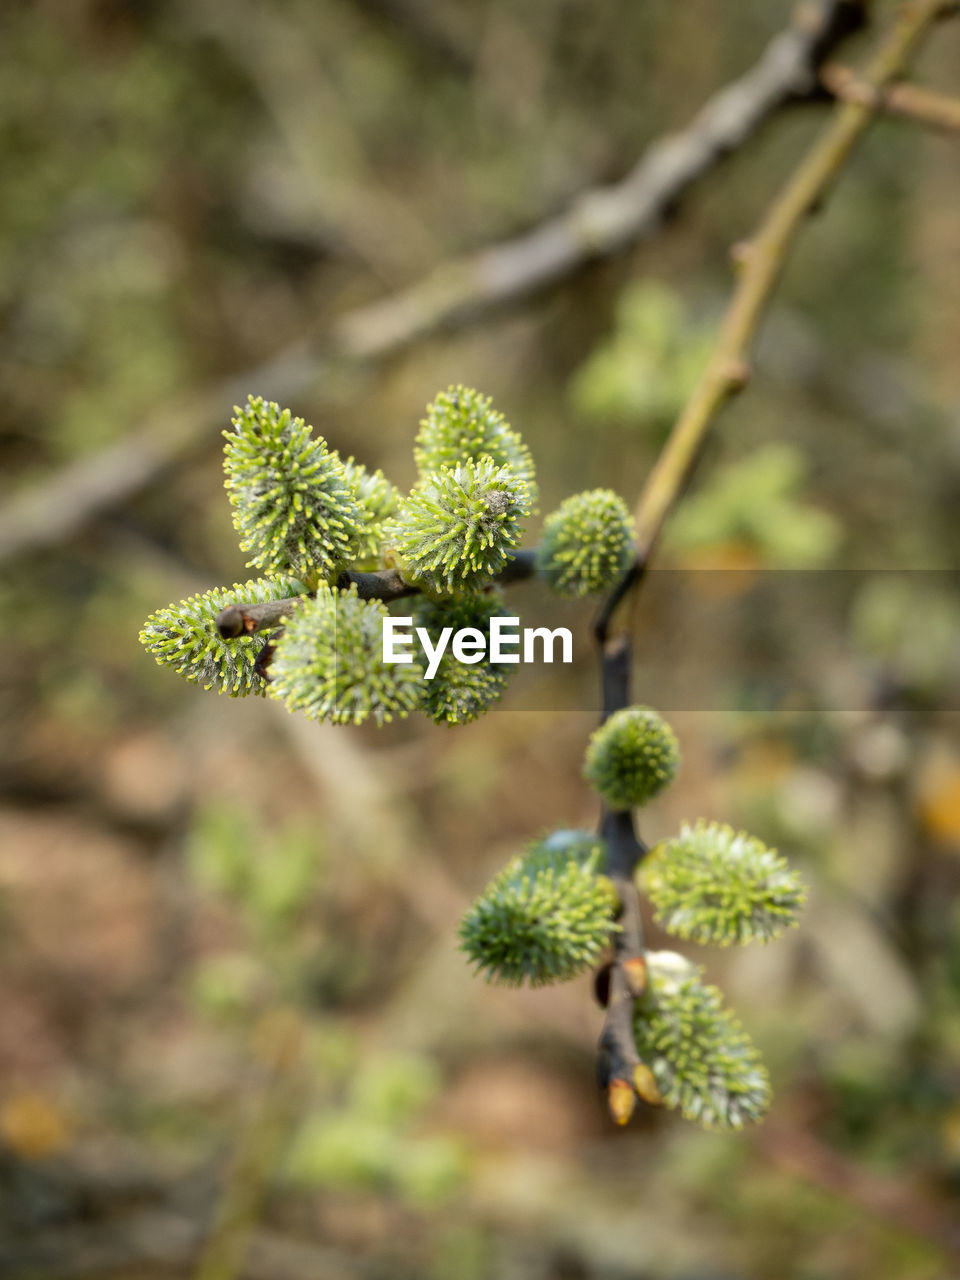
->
xmin=2 ymin=2 xmax=960 ymax=1277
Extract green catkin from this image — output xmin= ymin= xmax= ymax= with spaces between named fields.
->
xmin=139 ymin=577 xmax=302 ymax=696
xmin=583 ymin=705 xmax=679 ymax=810
xmin=224 ymin=395 xmax=364 ymax=579
xmin=458 ymin=832 xmax=617 ymax=986
xmin=537 ymin=489 xmax=635 ymax=597
xmin=342 ymin=457 xmax=401 ymax=565
xmin=644 ymin=821 xmax=806 ymax=946
xmin=415 ymin=385 xmax=537 ymax=504
xmin=411 ymin=594 xmax=513 ymax=724
xmin=269 ymin=586 xmax=424 ymax=726
xmin=633 ymin=951 xmax=771 ymax=1130
xmin=388 ymin=457 xmax=531 ymax=594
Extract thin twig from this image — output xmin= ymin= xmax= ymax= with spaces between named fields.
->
xmin=628 ymin=0 xmax=957 ymax=574
xmin=595 ymin=637 xmax=651 ymax=1124
xmin=823 ymin=61 xmax=960 ymax=132
xmin=0 ymin=0 xmax=864 ymax=567
xmin=340 ymin=548 xmax=539 ymax=600
xmin=337 ymin=567 xmax=420 ymax=602
xmin=214 ymin=549 xmax=539 ymax=639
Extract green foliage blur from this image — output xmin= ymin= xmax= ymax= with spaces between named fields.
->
xmin=570 ymin=281 xmax=715 ymax=435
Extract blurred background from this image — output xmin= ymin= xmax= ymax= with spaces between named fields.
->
xmin=2 ymin=1 xmax=960 ymax=1277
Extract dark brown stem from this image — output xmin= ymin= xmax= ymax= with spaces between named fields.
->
xmin=341 ymin=549 xmax=538 ymax=601
xmin=595 ymin=636 xmax=650 ymax=1121
xmin=336 ymin=568 xmax=419 ymax=602
xmin=494 ymin=547 xmax=538 ymax=584
xmin=253 ymin=642 xmax=278 ymax=682
xmin=216 ymin=548 xmax=540 ymax=636
xmin=215 ymin=597 xmax=306 ymax=638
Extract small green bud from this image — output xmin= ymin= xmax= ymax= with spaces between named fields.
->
xmin=633 ymin=951 xmax=771 ymax=1130
xmin=415 ymin=385 xmax=537 ymax=504
xmin=583 ymin=705 xmax=679 ymax=810
xmin=269 ymin=585 xmax=423 ymax=726
xmin=537 ymin=489 xmax=634 ymax=597
xmin=411 ymin=594 xmax=512 ymax=724
xmin=341 ymin=457 xmax=401 ymax=565
xmin=459 ymin=832 xmax=616 ymax=987
xmin=223 ymin=396 xmax=364 ymax=578
xmin=643 ymin=821 xmax=806 ymax=947
xmin=139 ymin=577 xmax=302 ymax=696
xmin=388 ymin=457 xmax=530 ymax=594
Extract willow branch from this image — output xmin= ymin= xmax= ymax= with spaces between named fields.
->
xmin=627 ymin=0 xmax=956 ymax=573
xmin=0 ymin=0 xmax=864 ymax=567
xmin=334 ymin=0 xmax=867 ymax=359
xmin=215 ymin=597 xmax=307 ymax=638
xmin=593 ymin=0 xmax=955 ymax=1124
xmin=336 ymin=568 xmax=418 ymax=603
xmin=340 ymin=549 xmax=538 ymax=599
xmin=594 ymin=635 xmax=650 ymax=1123
xmin=213 ymin=549 xmax=539 ymax=640
xmin=823 ymin=61 xmax=960 ymax=133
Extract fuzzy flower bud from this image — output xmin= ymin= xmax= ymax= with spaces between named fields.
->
xmin=388 ymin=457 xmax=530 ymax=594
xmin=269 ymin=585 xmax=423 ymax=725
xmin=583 ymin=705 xmax=679 ymax=810
xmin=411 ymin=593 xmax=513 ymax=724
xmin=224 ymin=396 xmax=364 ymax=579
xmin=537 ymin=489 xmax=634 ymax=597
xmin=643 ymin=821 xmax=806 ymax=946
xmin=415 ymin=385 xmax=537 ymax=503
xmin=140 ymin=577 xmax=302 ymax=696
xmin=341 ymin=457 xmax=400 ymax=565
xmin=458 ymin=832 xmax=616 ymax=987
xmin=633 ymin=951 xmax=771 ymax=1130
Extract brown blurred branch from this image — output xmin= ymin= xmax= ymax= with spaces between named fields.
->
xmin=823 ymin=61 xmax=960 ymax=132
xmin=0 ymin=341 xmax=319 ymax=568
xmin=333 ymin=0 xmax=868 ymax=360
xmin=0 ymin=0 xmax=864 ymax=568
xmin=594 ymin=0 xmax=957 ymax=1124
